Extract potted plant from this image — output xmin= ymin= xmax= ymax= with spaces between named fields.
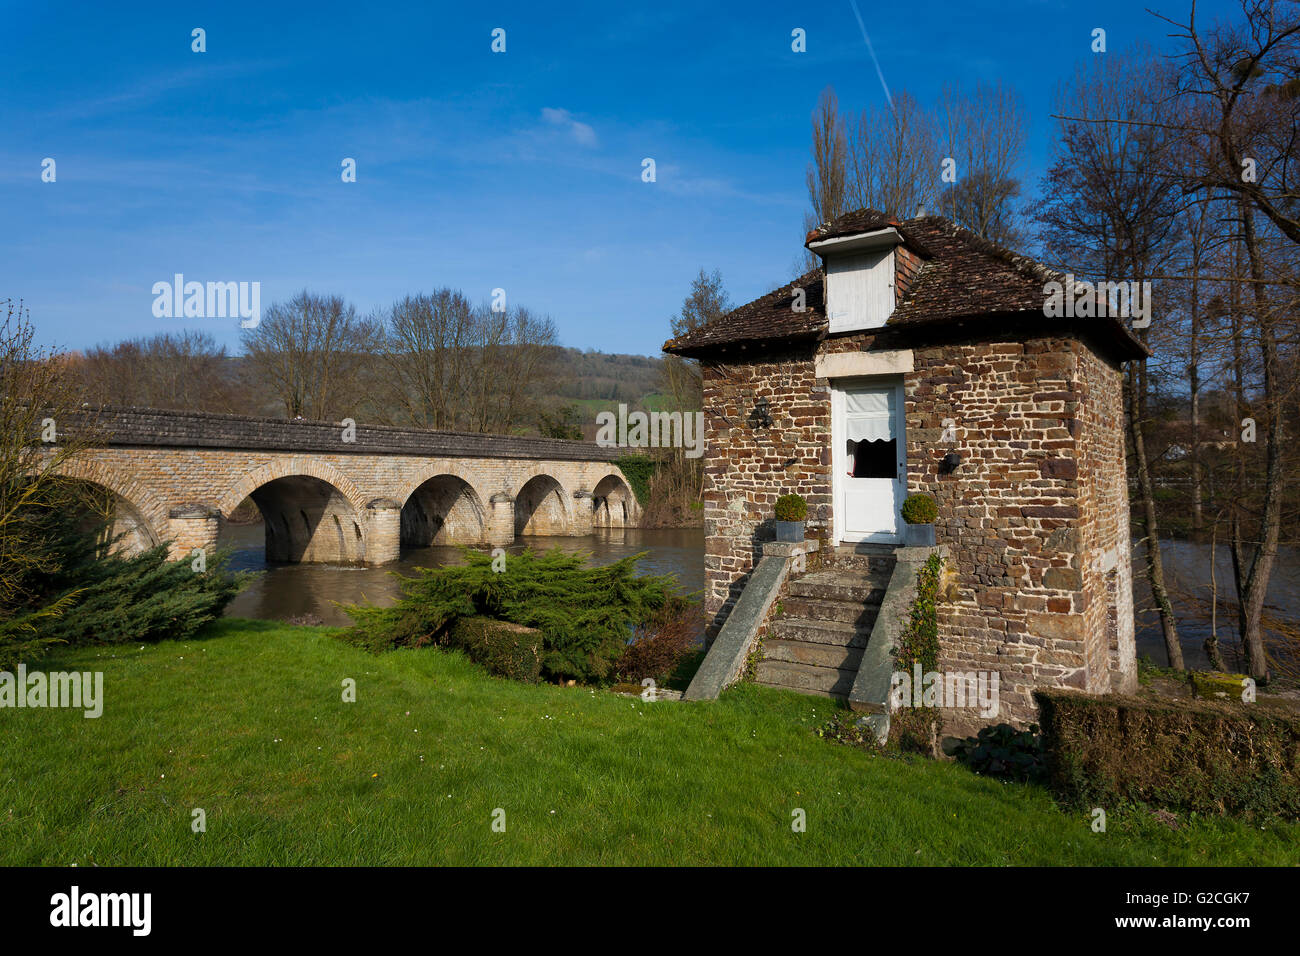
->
xmin=774 ymin=493 xmax=808 ymax=543
xmin=900 ymin=493 xmax=937 ymax=547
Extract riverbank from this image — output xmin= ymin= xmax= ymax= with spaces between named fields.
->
xmin=1 ymin=618 xmax=1294 ymax=865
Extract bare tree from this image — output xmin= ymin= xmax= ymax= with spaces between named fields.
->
xmin=241 ymin=291 xmax=383 ymax=420
xmin=73 ymin=330 xmax=234 ymax=412
xmin=0 ymin=299 xmax=93 ymax=645
xmin=845 ymin=90 xmax=937 ymax=219
xmin=806 ymin=87 xmax=849 ymax=230
xmin=379 ymin=289 xmax=477 ymax=429
xmin=1032 ymin=51 xmax=1187 ymax=668
xmin=934 ymin=80 xmax=1028 ymax=244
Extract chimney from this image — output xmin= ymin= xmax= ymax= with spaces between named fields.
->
xmin=915 ymin=202 xmax=926 ymax=218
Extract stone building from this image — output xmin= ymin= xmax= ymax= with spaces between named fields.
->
xmin=665 ymin=208 xmax=1147 ymax=726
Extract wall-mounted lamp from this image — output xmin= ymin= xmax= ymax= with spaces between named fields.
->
xmin=748 ymin=397 xmax=772 ymax=429
xmin=940 ymin=452 xmax=962 ymax=474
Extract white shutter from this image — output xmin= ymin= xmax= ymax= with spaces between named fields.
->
xmin=826 ymin=248 xmax=895 ymax=333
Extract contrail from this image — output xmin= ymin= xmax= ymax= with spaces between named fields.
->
xmin=848 ymin=0 xmax=894 ymax=111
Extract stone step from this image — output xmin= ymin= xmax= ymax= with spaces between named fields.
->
xmin=769 ymin=616 xmax=871 ymax=647
xmin=786 ymin=570 xmax=890 ymax=604
xmin=780 ymin=595 xmax=881 ymax=626
xmin=763 ymin=638 xmax=865 ymax=671
xmin=754 ymin=660 xmax=856 ymax=698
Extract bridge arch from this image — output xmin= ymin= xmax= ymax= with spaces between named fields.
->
xmin=216 ymin=458 xmax=369 ymax=563
xmin=513 ymin=472 xmax=572 ymax=536
xmin=398 ymin=472 xmax=488 ymax=546
xmin=592 ymin=473 xmax=636 ymax=529
xmin=34 ymin=458 xmax=167 ymax=555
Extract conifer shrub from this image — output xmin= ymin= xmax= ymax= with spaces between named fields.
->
xmin=340 ymin=547 xmax=690 ymax=684
xmin=0 ymin=495 xmax=246 ymax=669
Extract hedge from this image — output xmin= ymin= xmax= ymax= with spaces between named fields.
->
xmin=448 ymin=616 xmax=543 ymax=683
xmin=1035 ymin=689 xmax=1300 ymax=819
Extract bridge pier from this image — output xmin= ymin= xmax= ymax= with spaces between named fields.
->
xmin=571 ymin=490 xmax=595 ymax=536
xmin=488 ymin=493 xmax=515 ymax=547
xmin=366 ymin=498 xmax=402 ymax=565
xmin=168 ymin=504 xmax=220 ymax=563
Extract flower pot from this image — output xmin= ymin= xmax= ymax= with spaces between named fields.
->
xmin=775 ymin=520 xmax=805 ymax=543
xmin=902 ymin=523 xmax=936 ymax=547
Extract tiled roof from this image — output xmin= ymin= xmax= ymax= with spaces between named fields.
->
xmin=663 ymin=208 xmax=1149 ymax=361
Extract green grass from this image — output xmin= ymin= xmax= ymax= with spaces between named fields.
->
xmin=2 ymin=619 xmax=1296 ymax=865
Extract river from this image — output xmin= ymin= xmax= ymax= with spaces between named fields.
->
xmin=221 ymin=523 xmax=1297 ymax=674
xmin=220 ymin=522 xmax=706 ymax=626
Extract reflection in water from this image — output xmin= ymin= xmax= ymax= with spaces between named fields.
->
xmin=220 ymin=522 xmax=706 ymax=627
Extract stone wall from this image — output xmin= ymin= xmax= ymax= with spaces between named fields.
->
xmin=699 ymin=328 xmax=1135 ymax=726
xmin=700 ymin=346 xmax=828 ymax=635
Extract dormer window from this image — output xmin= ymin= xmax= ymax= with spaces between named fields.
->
xmin=808 ymin=226 xmax=901 ymax=333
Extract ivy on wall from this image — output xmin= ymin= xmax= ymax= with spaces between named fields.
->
xmin=614 ymin=454 xmax=655 ymax=507
xmin=895 ymin=552 xmax=942 ymax=680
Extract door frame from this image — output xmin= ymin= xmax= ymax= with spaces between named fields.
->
xmin=830 ymin=375 xmax=906 ymax=545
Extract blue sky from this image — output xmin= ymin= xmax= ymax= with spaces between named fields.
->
xmin=2 ymin=0 xmax=1238 ymax=357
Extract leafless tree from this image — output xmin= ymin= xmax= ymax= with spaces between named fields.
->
xmin=1032 ymin=51 xmax=1187 ymax=668
xmin=241 ymin=291 xmax=383 ymax=421
xmin=934 ymin=80 xmax=1028 ymax=245
xmin=73 ymin=330 xmax=234 ymax=412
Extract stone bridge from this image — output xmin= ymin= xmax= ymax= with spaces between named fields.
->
xmin=39 ymin=407 xmax=641 ymax=565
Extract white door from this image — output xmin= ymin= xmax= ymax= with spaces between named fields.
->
xmin=832 ymin=379 xmax=905 ymax=544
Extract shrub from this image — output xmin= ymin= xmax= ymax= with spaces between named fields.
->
xmin=0 ymin=501 xmax=245 ymax=670
xmin=614 ymin=596 xmax=702 ymax=683
xmin=900 ymin=493 xmax=937 ymax=525
xmin=774 ymin=493 xmax=807 ymax=522
xmin=952 ymin=723 xmax=1046 ymax=783
xmin=448 ymin=617 xmax=543 ymax=682
xmin=340 ymin=547 xmax=691 ymax=684
xmin=1035 ymin=689 xmax=1300 ymax=818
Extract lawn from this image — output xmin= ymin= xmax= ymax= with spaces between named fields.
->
xmin=1 ymin=618 xmax=1295 ymax=866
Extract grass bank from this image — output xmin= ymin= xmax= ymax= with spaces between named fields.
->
xmin=1 ymin=618 xmax=1295 ymax=865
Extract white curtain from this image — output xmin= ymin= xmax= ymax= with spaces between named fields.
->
xmin=845 ymin=388 xmax=895 ymax=443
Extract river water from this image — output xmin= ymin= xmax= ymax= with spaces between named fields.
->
xmin=221 ymin=522 xmax=1297 ymax=673
xmin=220 ymin=522 xmax=707 ymax=626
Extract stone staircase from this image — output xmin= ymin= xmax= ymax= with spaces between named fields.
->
xmin=754 ymin=555 xmax=894 ymax=700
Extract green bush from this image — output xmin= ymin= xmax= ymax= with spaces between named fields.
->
xmin=900 ymin=493 xmax=937 ymax=525
xmin=952 ymin=723 xmax=1046 ymax=783
xmin=340 ymin=547 xmax=689 ymax=684
xmin=0 ymin=500 xmax=245 ymax=670
xmin=448 ymin=617 xmax=543 ymax=682
xmin=774 ymin=493 xmax=807 ymax=522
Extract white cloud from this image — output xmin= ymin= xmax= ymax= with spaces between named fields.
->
xmin=541 ymin=107 xmax=598 ymax=147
